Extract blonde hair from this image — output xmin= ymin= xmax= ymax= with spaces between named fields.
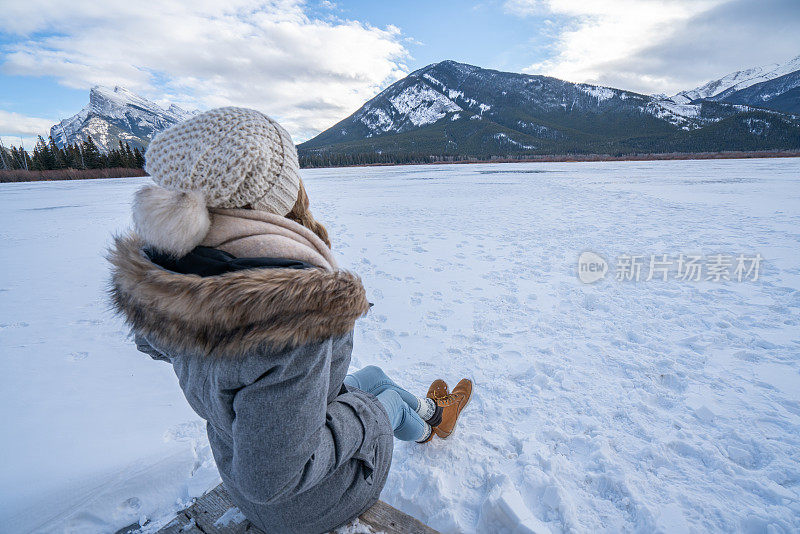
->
xmin=285 ymin=180 xmax=331 ymax=248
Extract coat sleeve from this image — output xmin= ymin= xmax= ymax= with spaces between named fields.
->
xmin=229 ymin=338 xmax=381 ymax=505
xmin=134 ymin=333 xmax=170 ymax=362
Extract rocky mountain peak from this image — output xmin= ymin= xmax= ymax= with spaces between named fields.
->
xmin=51 ymin=86 xmax=196 ymax=152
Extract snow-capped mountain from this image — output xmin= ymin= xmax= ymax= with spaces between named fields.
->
xmin=673 ymin=55 xmax=800 ymax=106
xmin=51 ymin=86 xmax=196 ymax=152
xmin=300 ymin=60 xmax=799 ymax=159
xmin=717 ymin=69 xmax=800 ymax=115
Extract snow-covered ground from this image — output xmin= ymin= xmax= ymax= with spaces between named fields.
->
xmin=1 ymin=159 xmax=799 ymax=533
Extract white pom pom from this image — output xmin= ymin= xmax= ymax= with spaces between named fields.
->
xmin=132 ymin=185 xmax=210 ymax=257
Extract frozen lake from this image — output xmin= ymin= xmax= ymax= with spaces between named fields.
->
xmin=1 ymin=158 xmax=799 ymax=533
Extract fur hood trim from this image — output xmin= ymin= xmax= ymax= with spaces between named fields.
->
xmin=108 ymin=234 xmax=371 ymax=357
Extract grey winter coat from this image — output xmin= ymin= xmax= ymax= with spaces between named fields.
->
xmin=109 ymin=235 xmax=393 ymax=534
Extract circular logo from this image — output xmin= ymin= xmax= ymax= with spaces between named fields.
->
xmin=578 ymin=251 xmax=608 ymax=284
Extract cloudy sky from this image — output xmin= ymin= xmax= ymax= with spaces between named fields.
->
xmin=1 ymin=0 xmax=798 ymax=146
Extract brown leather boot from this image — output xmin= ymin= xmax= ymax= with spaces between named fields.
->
xmin=433 ymin=378 xmax=472 ymax=439
xmin=427 ymin=379 xmax=448 ymax=401
xmin=417 ymin=379 xmax=448 ymax=444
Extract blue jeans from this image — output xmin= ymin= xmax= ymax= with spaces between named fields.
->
xmin=344 ymin=365 xmax=428 ymax=442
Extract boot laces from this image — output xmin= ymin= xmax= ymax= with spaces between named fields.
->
xmin=437 ymin=391 xmax=460 ymax=407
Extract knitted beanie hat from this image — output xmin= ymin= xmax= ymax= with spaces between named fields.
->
xmin=144 ymin=107 xmax=301 ymax=216
xmin=132 ymin=107 xmax=302 ymax=257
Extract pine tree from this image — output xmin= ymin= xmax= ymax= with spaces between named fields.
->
xmin=62 ymin=143 xmax=76 ymax=169
xmin=21 ymin=147 xmax=32 ymax=170
xmin=81 ymin=136 xmax=104 ymax=169
xmin=124 ymin=143 xmax=135 ymax=168
xmin=107 ymin=145 xmax=123 ymax=167
xmin=48 ymin=135 xmax=66 ymax=169
xmin=61 ymin=143 xmax=74 ymax=169
xmin=0 ymin=144 xmax=10 ymax=170
xmin=117 ymin=141 xmax=129 ymax=167
xmin=72 ymin=143 xmax=86 ymax=169
xmin=32 ymin=136 xmax=56 ymax=170
xmin=10 ymin=146 xmax=24 ymax=169
xmin=133 ymin=146 xmax=145 ymax=168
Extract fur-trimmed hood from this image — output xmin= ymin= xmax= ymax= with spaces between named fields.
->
xmin=108 ymin=234 xmax=370 ymax=357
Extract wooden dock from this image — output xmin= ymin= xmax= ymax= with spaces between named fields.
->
xmin=130 ymin=483 xmax=439 ymax=534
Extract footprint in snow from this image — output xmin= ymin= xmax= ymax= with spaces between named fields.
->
xmin=0 ymin=321 xmax=29 ymax=329
xmin=72 ymin=319 xmax=102 ymax=326
xmin=117 ymin=497 xmax=141 ymax=513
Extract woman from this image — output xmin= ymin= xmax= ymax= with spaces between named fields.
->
xmin=108 ymin=107 xmax=472 ymax=534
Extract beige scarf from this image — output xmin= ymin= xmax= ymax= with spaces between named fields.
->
xmin=201 ymin=208 xmax=337 ymax=271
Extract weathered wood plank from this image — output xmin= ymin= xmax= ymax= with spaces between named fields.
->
xmin=359 ymin=500 xmax=439 ymax=534
xmin=147 ymin=483 xmax=439 ymax=534
xmin=116 ymin=512 xmax=203 ymax=534
xmin=183 ymin=485 xmax=252 ymax=534
xmin=154 ymin=513 xmax=203 ymax=534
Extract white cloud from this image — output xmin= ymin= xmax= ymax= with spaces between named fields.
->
xmin=0 ymin=0 xmax=410 ymax=142
xmin=616 ymin=0 xmax=800 ymax=94
xmin=0 ymin=109 xmax=54 ymax=151
xmin=0 ymin=110 xmax=55 ymax=140
xmin=507 ymin=0 xmax=725 ymax=93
